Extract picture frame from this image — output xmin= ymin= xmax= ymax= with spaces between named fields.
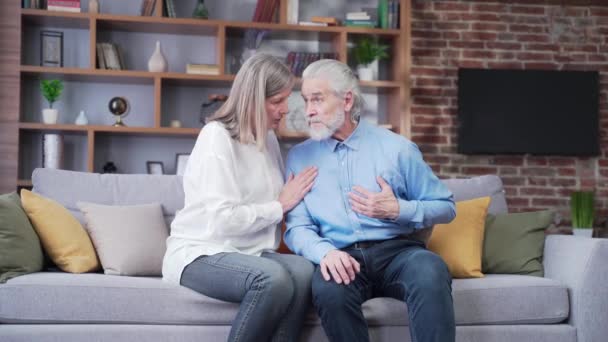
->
xmin=175 ymin=153 xmax=190 ymax=176
xmin=146 ymin=161 xmax=164 ymax=175
xmin=40 ymin=30 xmax=64 ymax=67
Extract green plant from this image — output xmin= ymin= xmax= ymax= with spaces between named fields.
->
xmin=352 ymin=37 xmax=389 ymax=66
xmin=570 ymin=191 xmax=595 ymax=228
xmin=40 ymin=79 xmax=64 ymax=108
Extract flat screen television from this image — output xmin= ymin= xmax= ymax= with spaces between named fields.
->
xmin=457 ymin=68 xmax=599 ymax=156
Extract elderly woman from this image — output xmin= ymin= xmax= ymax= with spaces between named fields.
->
xmin=162 ymin=54 xmax=317 ymax=342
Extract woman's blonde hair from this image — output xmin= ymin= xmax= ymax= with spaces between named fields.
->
xmin=209 ymin=53 xmax=294 ymax=150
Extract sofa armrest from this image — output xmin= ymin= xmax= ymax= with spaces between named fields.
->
xmin=543 ymin=235 xmax=608 ymax=342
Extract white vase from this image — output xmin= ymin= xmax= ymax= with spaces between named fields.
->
xmin=148 ymin=41 xmax=168 ymax=72
xmin=75 ymin=110 xmax=89 ymax=125
xmin=43 ymin=134 xmax=63 ymax=169
xmin=357 ymin=64 xmax=374 ymax=81
xmin=572 ymin=228 xmax=593 ymax=238
xmin=89 ymin=0 xmax=99 ymax=13
xmin=42 ymin=108 xmax=58 ymax=124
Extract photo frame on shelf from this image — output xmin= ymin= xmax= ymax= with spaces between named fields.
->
xmin=40 ymin=30 xmax=64 ymax=67
xmin=175 ymin=153 xmax=190 ymax=176
xmin=146 ymin=161 xmax=164 ymax=175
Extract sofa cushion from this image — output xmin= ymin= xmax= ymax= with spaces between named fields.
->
xmin=0 ymin=273 xmax=568 ymax=326
xmin=442 ymin=175 xmax=508 ymax=215
xmin=0 ymin=192 xmax=44 ymax=283
xmin=428 ymin=197 xmax=491 ymax=278
xmin=77 ymin=202 xmax=169 ymax=276
xmin=20 ymin=190 xmax=100 ymax=273
xmin=31 ymin=168 xmax=184 ymax=228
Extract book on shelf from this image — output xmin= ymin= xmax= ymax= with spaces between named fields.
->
xmin=47 ymin=0 xmax=81 ymax=13
xmin=140 ymin=0 xmax=157 ymax=16
xmin=252 ymin=0 xmax=279 ymax=23
xmin=97 ymin=43 xmax=124 ymax=70
xmin=298 ymin=21 xmax=328 ymax=27
xmin=377 ymin=0 xmax=400 ymax=29
xmin=286 ymin=0 xmax=298 ymax=24
xmin=344 ymin=20 xmax=376 ymax=28
xmin=164 ymin=0 xmax=176 ymax=18
xmin=311 ymin=16 xmax=339 ymax=26
xmin=186 ymin=64 xmax=220 ymax=75
xmin=286 ymin=52 xmax=338 ymax=77
xmin=22 ymin=0 xmax=42 ymax=9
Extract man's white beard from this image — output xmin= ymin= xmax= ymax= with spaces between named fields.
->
xmin=308 ymin=110 xmax=346 ymax=141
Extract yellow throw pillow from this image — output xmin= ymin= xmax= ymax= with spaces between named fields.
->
xmin=20 ymin=189 xmax=99 ymax=273
xmin=428 ymin=197 xmax=491 ymax=279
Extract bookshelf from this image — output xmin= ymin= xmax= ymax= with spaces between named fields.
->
xmin=9 ymin=0 xmax=411 ymax=188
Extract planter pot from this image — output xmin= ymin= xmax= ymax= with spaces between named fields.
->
xmin=42 ymin=108 xmax=58 ymax=124
xmin=572 ymin=228 xmax=593 ymax=238
xmin=357 ymin=64 xmax=374 ymax=81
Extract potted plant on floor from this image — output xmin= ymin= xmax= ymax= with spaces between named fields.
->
xmin=40 ymin=79 xmax=64 ymax=124
xmin=571 ymin=191 xmax=595 ymax=237
xmin=352 ymin=37 xmax=389 ymax=81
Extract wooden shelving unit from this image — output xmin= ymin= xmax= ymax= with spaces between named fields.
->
xmin=17 ymin=1 xmax=410 ymax=184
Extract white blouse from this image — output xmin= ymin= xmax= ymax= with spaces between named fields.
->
xmin=162 ymin=121 xmax=285 ymax=284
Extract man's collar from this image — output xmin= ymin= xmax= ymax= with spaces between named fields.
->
xmin=321 ymin=120 xmax=367 ymax=152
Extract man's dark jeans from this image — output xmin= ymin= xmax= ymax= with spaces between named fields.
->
xmin=312 ymin=239 xmax=455 ymax=342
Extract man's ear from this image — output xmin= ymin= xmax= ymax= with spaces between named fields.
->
xmin=343 ymin=91 xmax=354 ymax=112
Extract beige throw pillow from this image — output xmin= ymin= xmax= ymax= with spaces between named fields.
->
xmin=77 ymin=202 xmax=169 ymax=276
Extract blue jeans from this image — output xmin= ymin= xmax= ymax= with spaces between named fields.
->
xmin=180 ymin=252 xmax=314 ymax=342
xmin=312 ymin=239 xmax=455 ymax=342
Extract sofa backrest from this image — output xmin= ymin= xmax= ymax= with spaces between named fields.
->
xmin=31 ymin=169 xmax=508 ymax=229
xmin=442 ymin=175 xmax=508 ymax=215
xmin=31 ymin=168 xmax=184 ymax=227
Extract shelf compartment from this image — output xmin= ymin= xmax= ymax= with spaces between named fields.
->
xmin=20 ymin=123 xmax=201 ymax=136
xmin=18 ymin=130 xmax=89 ymax=180
xmin=93 ymin=133 xmax=197 ymax=174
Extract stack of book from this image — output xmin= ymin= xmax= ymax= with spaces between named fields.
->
xmin=186 ymin=64 xmax=220 ymax=75
xmin=47 ymin=0 xmax=81 ymax=12
xmin=22 ymin=0 xmax=43 ymax=9
xmin=96 ymin=43 xmax=125 ymax=70
xmin=344 ymin=11 xmax=376 ymax=28
xmin=140 ymin=0 xmax=157 ymax=16
xmin=164 ymin=0 xmax=176 ymax=18
xmin=286 ymin=52 xmax=338 ymax=77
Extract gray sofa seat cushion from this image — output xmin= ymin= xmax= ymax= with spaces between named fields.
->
xmin=31 ymin=168 xmax=184 ymax=227
xmin=0 ymin=273 xmax=568 ymax=326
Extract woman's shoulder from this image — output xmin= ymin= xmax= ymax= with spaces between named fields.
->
xmin=193 ymin=121 xmax=234 ymax=158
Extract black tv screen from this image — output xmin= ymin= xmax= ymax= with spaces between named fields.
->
xmin=457 ymin=68 xmax=599 ymax=156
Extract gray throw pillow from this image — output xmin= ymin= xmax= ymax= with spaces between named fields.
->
xmin=77 ymin=202 xmax=169 ymax=276
xmin=483 ymin=210 xmax=554 ymax=277
xmin=442 ymin=175 xmax=508 ymax=215
xmin=0 ymin=192 xmax=44 ymax=283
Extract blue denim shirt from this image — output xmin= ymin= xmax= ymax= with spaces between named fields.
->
xmin=284 ymin=120 xmax=456 ymax=264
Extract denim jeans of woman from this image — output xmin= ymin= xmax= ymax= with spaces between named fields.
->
xmin=181 ymin=251 xmax=314 ymax=342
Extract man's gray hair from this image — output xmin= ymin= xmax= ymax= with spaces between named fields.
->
xmin=302 ymin=59 xmax=364 ymax=122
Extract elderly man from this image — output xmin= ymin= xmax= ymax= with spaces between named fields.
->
xmin=284 ymin=59 xmax=457 ymax=342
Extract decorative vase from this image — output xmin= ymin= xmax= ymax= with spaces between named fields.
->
xmin=147 ymin=41 xmax=168 ymax=72
xmin=357 ymin=64 xmax=373 ymax=81
xmin=192 ymin=0 xmax=209 ymax=19
xmin=572 ymin=228 xmax=593 ymax=238
xmin=88 ymin=0 xmax=99 ymax=13
xmin=75 ymin=110 xmax=89 ymax=125
xmin=42 ymin=108 xmax=58 ymax=124
xmin=43 ymin=134 xmax=63 ymax=169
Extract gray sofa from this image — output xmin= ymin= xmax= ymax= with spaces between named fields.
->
xmin=1 ymin=168 xmax=607 ymax=342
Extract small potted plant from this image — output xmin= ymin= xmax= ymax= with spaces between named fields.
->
xmin=571 ymin=191 xmax=595 ymax=237
xmin=40 ymin=79 xmax=64 ymax=124
xmin=352 ymin=37 xmax=389 ymax=81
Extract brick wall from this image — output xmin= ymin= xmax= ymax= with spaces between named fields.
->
xmin=410 ymin=0 xmax=608 ymax=227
